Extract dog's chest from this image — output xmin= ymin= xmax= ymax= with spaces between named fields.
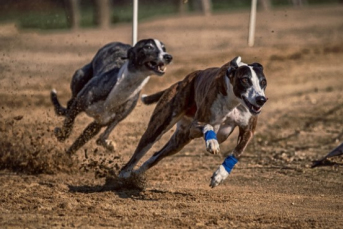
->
xmin=210 ymin=93 xmax=241 ymax=124
xmin=86 ymin=65 xmax=150 ymax=124
xmin=105 ymin=70 xmax=149 ymax=109
xmin=225 ymin=105 xmax=252 ymax=127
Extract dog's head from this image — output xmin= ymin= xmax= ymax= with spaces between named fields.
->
xmin=127 ymin=39 xmax=173 ymax=76
xmin=226 ymin=56 xmax=268 ymax=115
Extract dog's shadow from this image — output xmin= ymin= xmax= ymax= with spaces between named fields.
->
xmin=68 ymin=175 xmax=155 ymax=199
xmin=311 ymin=159 xmax=343 ymax=168
xmin=67 ymin=174 xmax=196 ymax=200
xmin=68 ymin=184 xmax=195 ymax=201
xmin=68 ymin=184 xmax=145 ymax=199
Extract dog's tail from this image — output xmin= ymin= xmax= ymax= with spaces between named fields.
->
xmin=141 ymin=89 xmax=166 ymax=105
xmin=51 ymin=89 xmax=68 ymax=116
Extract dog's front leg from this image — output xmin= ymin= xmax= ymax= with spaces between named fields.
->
xmin=210 ymin=120 xmax=256 ymax=188
xmin=96 ymin=116 xmax=122 ymax=152
xmin=202 ymin=124 xmax=220 ymax=155
xmin=190 ymin=122 xmax=220 ymax=154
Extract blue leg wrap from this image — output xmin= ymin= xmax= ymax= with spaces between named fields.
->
xmin=205 ymin=130 xmax=217 ymax=141
xmin=222 ymin=155 xmax=238 ymax=173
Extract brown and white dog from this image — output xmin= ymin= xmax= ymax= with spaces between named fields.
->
xmin=119 ymin=56 xmax=267 ymax=188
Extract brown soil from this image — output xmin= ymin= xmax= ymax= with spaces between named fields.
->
xmin=1 ymin=5 xmax=343 ymax=228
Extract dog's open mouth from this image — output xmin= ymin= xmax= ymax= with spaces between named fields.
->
xmin=145 ymin=61 xmax=166 ymax=74
xmin=242 ymin=96 xmax=262 ymax=115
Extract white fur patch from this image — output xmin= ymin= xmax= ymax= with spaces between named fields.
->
xmin=202 ymin=125 xmax=220 ymax=154
xmin=205 ymin=139 xmax=220 ymax=154
xmin=107 ymin=67 xmax=149 ymax=103
xmin=118 ymin=170 xmax=131 ymax=178
xmin=227 ymin=105 xmax=251 ymax=127
xmin=210 ymin=85 xmax=241 ymax=125
xmin=210 ymin=165 xmax=229 ymax=188
xmin=202 ymin=124 xmax=214 ymax=134
xmin=85 ymin=62 xmax=150 ymax=124
xmin=154 ymin=39 xmax=166 ymax=60
xmin=242 ymin=66 xmax=265 ymax=106
xmin=236 ymin=56 xmax=248 ymax=67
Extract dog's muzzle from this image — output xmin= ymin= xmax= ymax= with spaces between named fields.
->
xmin=145 ymin=53 xmax=173 ymax=75
xmin=255 ymin=96 xmax=267 ymax=106
xmin=242 ymin=96 xmax=268 ymax=115
xmin=163 ymin=54 xmax=173 ymax=63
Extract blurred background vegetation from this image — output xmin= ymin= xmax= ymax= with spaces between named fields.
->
xmin=0 ymin=0 xmax=341 ymax=30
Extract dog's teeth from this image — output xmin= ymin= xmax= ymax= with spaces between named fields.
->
xmin=253 ymin=106 xmax=261 ymax=112
xmin=158 ymin=65 xmax=166 ymax=72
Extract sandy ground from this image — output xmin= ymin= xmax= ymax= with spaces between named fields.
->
xmin=0 ymin=5 xmax=343 ymax=228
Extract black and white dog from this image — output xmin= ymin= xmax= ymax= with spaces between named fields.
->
xmin=51 ymin=39 xmax=173 ymax=155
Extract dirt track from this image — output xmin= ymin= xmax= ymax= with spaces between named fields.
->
xmin=1 ymin=5 xmax=343 ymax=228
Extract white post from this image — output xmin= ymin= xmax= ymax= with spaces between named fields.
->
xmin=132 ymin=0 xmax=138 ymax=45
xmin=248 ymin=0 xmax=257 ymax=47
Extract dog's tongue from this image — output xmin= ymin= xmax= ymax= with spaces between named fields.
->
xmin=252 ymin=105 xmax=261 ymax=112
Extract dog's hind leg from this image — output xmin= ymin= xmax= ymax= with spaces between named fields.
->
xmin=134 ymin=118 xmax=193 ymax=175
xmin=50 ymin=64 xmax=93 ymax=117
xmin=119 ymin=101 xmax=185 ymax=177
xmin=67 ymin=63 xmax=94 ymax=110
xmin=119 ymin=113 xmax=184 ymax=178
xmin=51 ymin=89 xmax=68 ymax=116
xmin=54 ymin=102 xmax=83 ymax=142
xmin=119 ymin=115 xmax=181 ymax=178
xmin=66 ymin=121 xmax=102 ymax=155
xmin=119 ymin=81 xmax=193 ymax=178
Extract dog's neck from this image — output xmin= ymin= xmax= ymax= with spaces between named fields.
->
xmin=209 ymin=75 xmax=244 ymax=125
xmin=104 ymin=62 xmax=150 ymax=109
xmin=117 ymin=61 xmax=147 ymax=81
xmin=127 ymin=60 xmax=142 ymax=73
xmin=224 ymin=75 xmax=242 ymax=110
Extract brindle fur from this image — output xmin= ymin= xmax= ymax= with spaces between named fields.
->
xmin=120 ymin=57 xmax=265 ymax=182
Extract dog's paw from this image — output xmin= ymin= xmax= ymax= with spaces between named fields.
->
xmin=54 ymin=127 xmax=67 ymax=142
xmin=118 ymin=169 xmax=131 ymax=179
xmin=210 ymin=165 xmax=229 ymax=188
xmin=96 ymin=139 xmax=116 ymax=152
xmin=206 ymin=139 xmax=220 ymax=154
xmin=103 ymin=172 xmax=147 ymax=191
xmin=203 ymin=127 xmax=220 ymax=154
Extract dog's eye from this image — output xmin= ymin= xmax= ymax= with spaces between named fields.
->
xmin=241 ymin=78 xmax=248 ymax=84
xmin=161 ymin=45 xmax=166 ymax=52
xmin=261 ymin=79 xmax=267 ymax=87
xmin=144 ymin=45 xmax=154 ymax=50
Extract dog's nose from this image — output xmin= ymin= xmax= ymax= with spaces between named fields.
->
xmin=255 ymin=96 xmax=267 ymax=106
xmin=163 ymin=54 xmax=173 ymax=63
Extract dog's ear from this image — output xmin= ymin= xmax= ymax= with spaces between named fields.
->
xmin=230 ymin=56 xmax=241 ymax=67
xmin=249 ymin=62 xmax=263 ymax=70
xmin=226 ymin=67 xmax=234 ymax=79
xmin=127 ymin=47 xmax=135 ymax=61
xmin=226 ymin=56 xmax=241 ymax=78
